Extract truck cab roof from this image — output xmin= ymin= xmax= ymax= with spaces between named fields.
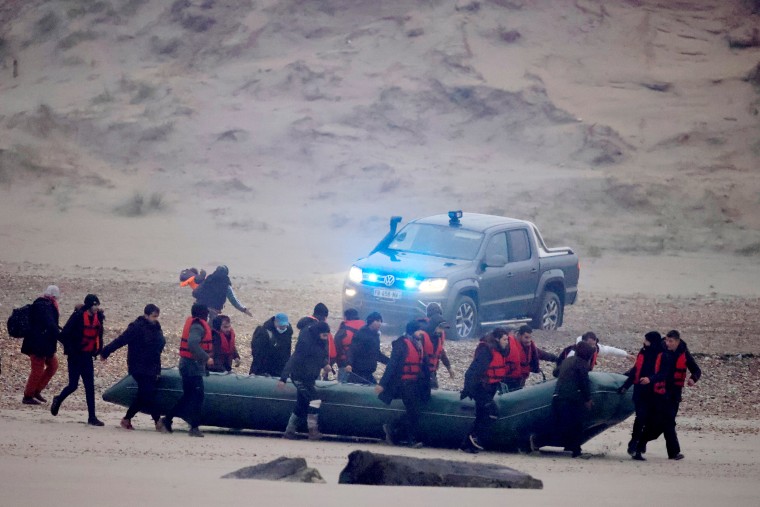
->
xmin=412 ymin=212 xmax=528 ymax=232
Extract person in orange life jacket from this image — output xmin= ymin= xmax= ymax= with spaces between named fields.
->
xmin=512 ymin=324 xmax=558 ymax=389
xmin=208 ymin=315 xmax=240 ymax=373
xmin=51 ymin=294 xmax=105 ymax=426
xmin=334 ymin=308 xmax=365 ymax=383
xmin=21 ymin=285 xmax=61 ymax=405
xmin=345 ymin=311 xmax=389 ymax=385
xmin=376 ymin=320 xmax=431 ymax=448
xmin=553 ymin=340 xmax=596 ymax=458
xmin=278 ymin=321 xmax=332 ymax=440
xmin=296 ymin=303 xmax=334 ymax=380
xmin=100 ymin=304 xmax=166 ymax=431
xmin=637 ymin=329 xmax=701 ymax=461
xmin=157 ymin=303 xmax=214 ymax=437
xmin=179 ymin=267 xmax=206 ymax=290
xmin=192 ymin=265 xmax=252 ymax=322
xmin=250 ymin=313 xmax=293 ymax=377
xmin=422 ymin=314 xmax=455 ymax=388
xmin=459 ymin=327 xmax=511 ymax=454
xmin=617 ymin=331 xmax=664 ymax=460
xmin=554 ymin=331 xmax=634 ymax=377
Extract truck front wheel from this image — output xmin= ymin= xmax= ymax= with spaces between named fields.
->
xmin=451 ymin=295 xmax=478 ymax=340
xmin=533 ymin=291 xmax=562 ymax=330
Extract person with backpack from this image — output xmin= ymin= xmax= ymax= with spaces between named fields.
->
xmin=250 ymin=313 xmax=293 ymax=377
xmin=21 ymin=285 xmax=61 ymax=405
xmin=333 ymin=308 xmax=365 ymax=383
xmin=100 ymin=304 xmax=166 ymax=431
xmin=208 ymin=314 xmax=240 ymax=373
xmin=51 ymin=294 xmax=105 ymax=426
xmin=191 ymin=265 xmax=252 ymax=322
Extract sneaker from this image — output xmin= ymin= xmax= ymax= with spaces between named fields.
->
xmin=50 ymin=396 xmax=62 ymax=416
xmin=34 ymin=393 xmax=47 ymax=403
xmin=88 ymin=417 xmax=105 ymax=427
xmin=157 ymin=417 xmax=173 ymax=434
xmin=627 ymin=440 xmax=637 ymax=457
xmin=632 ymin=452 xmax=646 ymax=461
xmin=468 ymin=434 xmax=484 ymax=451
xmin=188 ymin=427 xmax=204 ymax=438
xmin=120 ymin=418 xmax=134 ymax=430
xmin=669 ymin=453 xmax=684 ymax=461
xmin=382 ymin=424 xmax=395 ymax=446
xmin=22 ymin=397 xmax=41 ymax=405
xmin=282 ymin=429 xmax=299 ymax=440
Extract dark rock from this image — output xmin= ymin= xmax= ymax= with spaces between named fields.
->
xmin=728 ymin=28 xmax=759 ymax=49
xmin=499 ymin=30 xmax=521 ymax=43
xmin=746 ymin=62 xmax=760 ymax=88
xmin=339 ymin=450 xmax=542 ymax=489
xmin=641 ymin=81 xmax=672 ymax=92
xmin=222 ymin=457 xmax=325 ymax=483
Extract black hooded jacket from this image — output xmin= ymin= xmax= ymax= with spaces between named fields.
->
xmin=60 ymin=308 xmax=105 ymax=356
xmin=621 ymin=338 xmax=664 ymax=400
xmin=649 ymin=339 xmax=701 ymax=403
xmin=347 ymin=325 xmax=389 ymax=374
xmin=192 ymin=267 xmax=231 ymax=311
xmin=250 ymin=316 xmax=293 ymax=376
xmin=378 ymin=334 xmax=431 ymax=405
xmin=21 ymin=296 xmax=60 ymax=358
xmin=101 ymin=316 xmax=166 ymax=376
xmin=279 ymin=324 xmax=328 ymax=383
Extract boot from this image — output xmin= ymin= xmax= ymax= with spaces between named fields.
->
xmin=283 ymin=413 xmax=299 ymax=439
xmin=50 ymin=395 xmax=62 ymax=416
xmin=120 ymin=418 xmax=134 ymax=430
xmin=627 ymin=439 xmax=637 ymax=457
xmin=307 ymin=413 xmax=322 ymax=441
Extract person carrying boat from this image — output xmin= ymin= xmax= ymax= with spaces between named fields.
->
xmin=376 ymin=320 xmax=431 ymax=448
xmin=617 ymin=331 xmax=664 ymax=460
xmin=553 ymin=340 xmax=595 ymax=457
xmin=157 ymin=303 xmax=214 ymax=437
xmin=553 ymin=331 xmax=634 ymax=377
xmin=296 ymin=303 xmax=335 ymax=380
xmin=278 ymin=321 xmax=331 ymax=440
xmin=333 ymin=308 xmax=365 ymax=383
xmin=51 ymin=294 xmax=105 ymax=426
xmin=191 ymin=265 xmax=252 ymax=322
xmin=208 ymin=314 xmax=240 ymax=373
xmin=459 ymin=327 xmax=510 ymax=453
xmin=635 ymin=329 xmax=701 ymax=461
xmin=250 ymin=313 xmax=293 ymax=377
xmin=100 ymin=304 xmax=166 ymax=431
xmin=345 ymin=311 xmax=388 ymax=385
xmin=419 ymin=303 xmax=454 ymax=389
xmin=515 ymin=324 xmax=558 ymax=389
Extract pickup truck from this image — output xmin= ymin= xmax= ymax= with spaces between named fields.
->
xmin=342 ymin=211 xmax=579 ymax=340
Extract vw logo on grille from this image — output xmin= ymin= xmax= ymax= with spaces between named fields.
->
xmin=383 ymin=275 xmax=395 ymax=287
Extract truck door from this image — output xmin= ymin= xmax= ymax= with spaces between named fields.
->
xmin=505 ymin=228 xmax=540 ymax=317
xmin=477 ymin=232 xmax=511 ymax=321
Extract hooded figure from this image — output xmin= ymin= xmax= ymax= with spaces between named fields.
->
xmin=21 ymin=285 xmax=61 ymax=405
xmin=192 ymin=265 xmax=251 ymax=319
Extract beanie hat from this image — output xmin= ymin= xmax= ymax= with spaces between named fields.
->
xmin=83 ymin=294 xmax=100 ymax=310
xmin=313 ymin=321 xmax=331 ymax=335
xmin=43 ymin=285 xmax=60 ymax=299
xmin=426 ymin=302 xmax=443 ymax=317
xmin=405 ymin=320 xmax=423 ymax=336
xmin=366 ymin=311 xmax=383 ymax=325
xmin=313 ymin=302 xmax=329 ymax=319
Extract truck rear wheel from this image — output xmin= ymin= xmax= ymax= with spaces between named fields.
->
xmin=451 ymin=295 xmax=478 ymax=341
xmin=533 ymin=291 xmax=562 ymax=330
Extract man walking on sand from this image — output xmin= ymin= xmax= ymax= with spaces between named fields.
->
xmin=21 ymin=285 xmax=61 ymax=405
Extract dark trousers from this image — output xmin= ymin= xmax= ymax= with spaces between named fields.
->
xmin=166 ymin=374 xmax=204 ymax=428
xmin=292 ymin=379 xmax=317 ymax=418
xmin=469 ymin=383 xmax=499 ymax=442
xmin=640 ymin=397 xmax=681 ymax=457
xmin=57 ymin=353 xmax=96 ymax=419
xmin=392 ymin=381 xmax=423 ymax=444
xmin=349 ymin=370 xmax=376 ymax=385
xmin=630 ymin=392 xmax=654 ymax=445
xmin=553 ymin=397 xmax=585 ymax=453
xmin=125 ymin=374 xmax=161 ymax=422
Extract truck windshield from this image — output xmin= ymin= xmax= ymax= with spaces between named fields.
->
xmin=387 ymin=224 xmax=484 ymax=260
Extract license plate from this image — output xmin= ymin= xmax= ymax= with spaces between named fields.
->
xmin=373 ymin=288 xmax=401 ymax=299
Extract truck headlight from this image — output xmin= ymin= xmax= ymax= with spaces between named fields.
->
xmin=418 ymin=278 xmax=447 ymax=293
xmin=348 ymin=266 xmax=362 ymax=283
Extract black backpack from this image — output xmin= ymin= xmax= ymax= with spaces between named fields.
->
xmin=7 ymin=304 xmax=32 ymax=338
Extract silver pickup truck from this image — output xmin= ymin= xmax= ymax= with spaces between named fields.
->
xmin=342 ymin=211 xmax=579 ymax=340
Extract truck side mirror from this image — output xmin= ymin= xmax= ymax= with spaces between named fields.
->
xmin=484 ymin=254 xmax=507 ymax=268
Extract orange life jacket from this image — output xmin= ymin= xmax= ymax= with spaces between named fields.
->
xmin=336 ymin=320 xmax=364 ymax=363
xmin=180 ymin=276 xmax=200 ymax=290
xmin=632 ymin=352 xmax=645 ymax=384
xmin=401 ymin=337 xmax=424 ymax=381
xmin=215 ymin=328 xmax=236 ymax=355
xmin=590 ymin=349 xmax=599 ymax=370
xmin=673 ymin=352 xmax=687 ymax=388
xmin=503 ymin=336 xmax=523 ymax=379
xmin=519 ymin=341 xmax=535 ymax=379
xmin=81 ymin=311 xmax=101 ymax=354
xmin=422 ymin=329 xmax=446 ymax=373
xmin=653 ymin=353 xmax=666 ymax=395
xmin=179 ymin=317 xmax=212 ymax=359
xmin=484 ymin=347 xmax=507 ymax=384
